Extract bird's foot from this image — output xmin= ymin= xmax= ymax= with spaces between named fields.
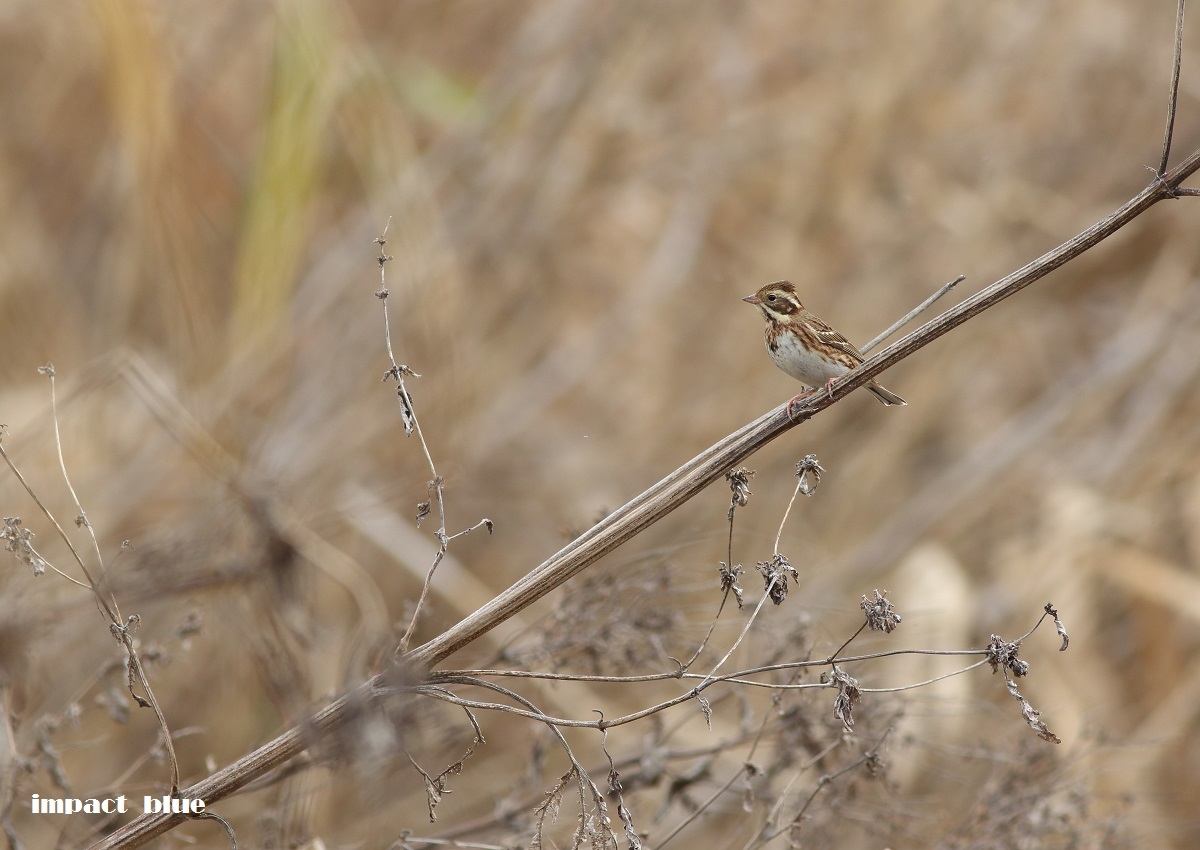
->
xmin=785 ymin=389 xmax=816 ymax=421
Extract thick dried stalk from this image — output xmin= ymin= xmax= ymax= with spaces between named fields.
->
xmin=87 ymin=148 xmax=1200 ymax=850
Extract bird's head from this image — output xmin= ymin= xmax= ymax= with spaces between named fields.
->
xmin=743 ymin=281 xmax=804 ymax=321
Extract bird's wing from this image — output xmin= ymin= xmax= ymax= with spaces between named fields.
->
xmin=808 ymin=315 xmax=866 ymax=364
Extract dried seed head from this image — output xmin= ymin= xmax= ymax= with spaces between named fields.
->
xmin=795 ymin=454 xmax=825 ymax=496
xmin=861 ymin=590 xmax=902 ymax=633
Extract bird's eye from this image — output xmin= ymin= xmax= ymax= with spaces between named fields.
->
xmin=767 ymin=294 xmax=777 ymax=302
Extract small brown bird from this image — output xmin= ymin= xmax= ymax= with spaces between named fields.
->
xmin=743 ymin=281 xmax=906 ymax=408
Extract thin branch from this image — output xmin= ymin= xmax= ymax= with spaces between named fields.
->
xmin=375 ymin=224 xmax=494 ymax=655
xmin=439 ymin=641 xmax=989 ymax=684
xmin=44 ymin=365 xmax=122 ymax=621
xmin=740 ymin=769 xmax=806 ymax=850
xmin=773 ymin=481 xmax=801 ymax=556
xmin=87 ymin=93 xmax=1200 ymax=850
xmin=773 ymin=455 xmax=824 ymax=553
xmin=82 ymin=592 xmax=1055 ymax=847
xmin=440 ymin=678 xmax=618 ymax=847
xmin=750 ymin=726 xmax=892 ymax=850
xmin=674 ymin=583 xmax=737 ymax=673
xmin=2 ymin=372 xmax=181 ymax=793
xmin=1158 ymin=0 xmax=1187 ymax=175
xmin=693 ymin=578 xmax=779 ymax=695
xmin=861 ymin=274 xmax=963 ymax=354
xmin=403 ymin=153 xmax=1200 ymax=673
xmin=0 ymin=438 xmax=115 ymax=622
xmin=655 ymin=763 xmax=755 ymax=849
xmin=85 ymin=677 xmax=383 ymax=849
xmin=858 ymin=657 xmax=991 ymax=693
xmin=419 ymin=638 xmax=1002 ymax=731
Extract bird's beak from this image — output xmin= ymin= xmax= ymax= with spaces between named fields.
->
xmin=742 ymin=294 xmax=760 ymax=305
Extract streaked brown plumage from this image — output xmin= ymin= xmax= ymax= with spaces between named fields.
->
xmin=743 ymin=281 xmax=906 ymax=408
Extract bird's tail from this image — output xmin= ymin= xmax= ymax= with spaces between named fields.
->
xmin=866 ymin=381 xmax=907 ymax=406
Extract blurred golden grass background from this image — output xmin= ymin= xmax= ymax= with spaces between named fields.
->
xmin=3 ymin=1 xmax=1200 ymax=847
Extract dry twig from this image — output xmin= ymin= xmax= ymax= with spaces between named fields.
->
xmin=86 ymin=5 xmax=1200 ymax=845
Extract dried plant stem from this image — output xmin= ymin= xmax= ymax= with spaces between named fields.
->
xmin=750 ymin=727 xmax=892 ymax=850
xmin=45 ymin=368 xmax=121 ymax=618
xmin=86 ymin=678 xmax=381 ymax=849
xmin=773 ymin=479 xmax=804 ymax=554
xmin=675 ymin=472 xmax=751 ymax=672
xmin=741 ymin=769 xmax=805 ymax=850
xmin=694 ymin=577 xmax=778 ymax=692
xmin=88 ymin=118 xmax=1200 ymax=850
xmin=374 ymin=224 xmax=448 ymax=653
xmin=375 ymin=223 xmax=493 ymax=654
xmin=3 ymin=370 xmax=181 ymax=794
xmin=0 ymin=442 xmax=109 ymax=606
xmin=675 ymin=586 xmax=735 ymax=673
xmin=656 ymin=763 xmax=756 ymax=849
xmin=92 ymin=561 xmax=1049 ymax=849
xmin=860 ymin=657 xmax=991 ymax=693
xmin=441 ymin=641 xmax=987 ymax=686
xmin=861 ymin=274 xmax=963 ymax=354
xmin=1159 ymin=0 xmax=1187 ymax=175
xmin=657 ymin=704 xmax=803 ymax=850
xmin=407 ymin=154 xmax=1200 ymax=669
xmin=420 ymin=597 xmax=1064 ymax=729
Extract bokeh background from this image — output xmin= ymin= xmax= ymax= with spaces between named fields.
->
xmin=2 ymin=1 xmax=1200 ymax=847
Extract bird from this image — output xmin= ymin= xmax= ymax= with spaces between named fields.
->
xmin=743 ymin=280 xmax=906 ymax=410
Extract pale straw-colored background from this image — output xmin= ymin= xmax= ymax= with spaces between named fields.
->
xmin=2 ymin=2 xmax=1199 ymax=847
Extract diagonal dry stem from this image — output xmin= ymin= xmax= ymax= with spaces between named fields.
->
xmin=86 ymin=155 xmax=1200 ymax=850
xmin=85 ymin=83 xmax=1200 ymax=850
xmin=405 ymin=148 xmax=1200 ymax=671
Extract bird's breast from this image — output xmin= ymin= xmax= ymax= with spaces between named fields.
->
xmin=765 ymin=323 xmax=847 ymax=385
